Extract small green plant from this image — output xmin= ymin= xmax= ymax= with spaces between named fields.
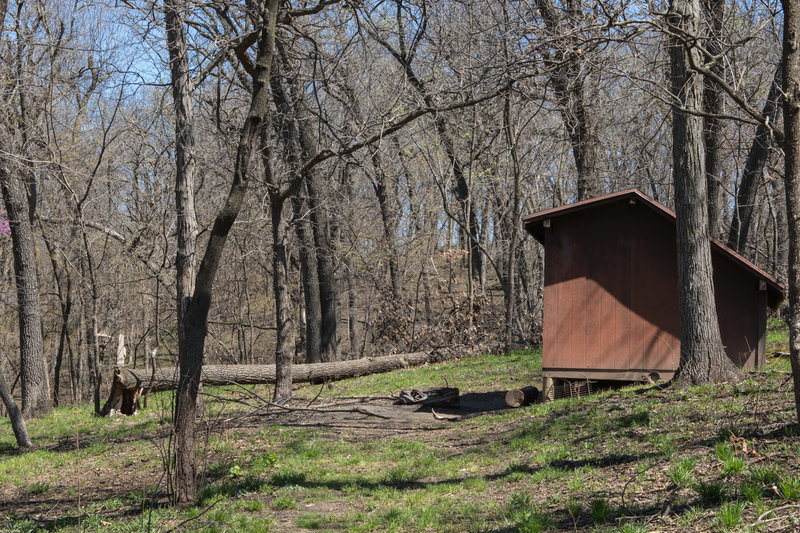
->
xmin=270 ymin=470 xmax=306 ymax=486
xmin=715 ymin=442 xmax=734 ymax=462
xmin=271 ymin=493 xmax=298 ymax=510
xmin=695 ymin=481 xmax=725 ymax=504
xmin=508 ymin=492 xmax=532 ymax=511
xmin=619 ymin=409 xmax=651 ymax=428
xmin=567 ymin=471 xmax=585 ymax=491
xmin=384 ymin=466 xmax=417 ymax=485
xmin=748 ymin=464 xmax=781 ymax=486
xmin=229 ymin=465 xmax=244 ymax=478
xmin=779 ymin=477 xmax=800 ymax=501
xmin=678 ymin=505 xmax=705 ymax=529
xmin=297 ymin=512 xmax=326 ymax=529
xmin=229 ymin=514 xmax=274 ymax=533
xmin=28 ymin=482 xmax=50 ymax=495
xmin=715 ymin=500 xmax=745 ymax=531
xmin=652 ymin=434 xmax=676 ymax=456
xmin=566 ymin=499 xmax=582 ymax=523
xmin=240 ymin=498 xmax=264 ymax=512
xmin=515 ymin=511 xmax=553 ymax=533
xmin=590 ymin=497 xmax=611 ymax=524
xmin=251 ymin=451 xmax=278 ymax=474
xmin=669 ymin=457 xmax=696 ymax=489
xmin=739 ymin=481 xmax=763 ymax=503
xmin=722 ymin=457 xmax=746 ymax=476
xmin=506 ymin=493 xmax=553 ymax=533
xmin=716 ymin=442 xmax=746 ymax=476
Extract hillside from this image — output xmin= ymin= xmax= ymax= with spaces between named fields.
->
xmin=1 ymin=323 xmax=799 ymax=532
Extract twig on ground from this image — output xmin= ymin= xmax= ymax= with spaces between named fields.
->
xmin=620 ymin=458 xmax=668 ymax=511
xmin=306 ymin=383 xmax=327 ymax=407
xmin=430 ymin=408 xmax=511 ymax=421
xmin=164 ymin=497 xmax=225 ymax=532
xmin=754 ymin=504 xmax=800 ymax=526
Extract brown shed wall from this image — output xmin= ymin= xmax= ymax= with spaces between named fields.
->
xmin=540 ymin=199 xmax=766 ymax=379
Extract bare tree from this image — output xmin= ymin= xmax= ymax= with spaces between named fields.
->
xmin=667 ymin=0 xmax=742 ymax=386
xmin=781 ymin=0 xmax=800 ymax=424
xmin=534 ymin=0 xmax=602 ymax=200
xmin=164 ymin=0 xmax=200 ymax=505
xmin=702 ymin=0 xmax=725 ymax=237
xmin=170 ymin=0 xmax=280 ymax=505
xmin=0 ymin=0 xmax=51 ymax=419
xmin=728 ymin=64 xmax=783 ymax=254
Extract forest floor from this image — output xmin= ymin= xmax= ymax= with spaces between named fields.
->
xmin=1 ymin=319 xmax=800 ymax=532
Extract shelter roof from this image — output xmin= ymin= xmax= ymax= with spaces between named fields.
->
xmin=522 ymin=188 xmax=785 ymax=307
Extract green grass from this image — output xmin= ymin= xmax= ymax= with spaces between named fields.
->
xmin=669 ymin=456 xmax=696 ymax=488
xmin=766 ymin=317 xmax=789 ymax=352
xmin=715 ymin=500 xmax=745 ymax=531
xmin=4 ymin=342 xmax=800 ymax=532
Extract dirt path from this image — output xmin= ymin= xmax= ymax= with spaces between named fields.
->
xmin=0 ymin=388 xmax=521 ymax=529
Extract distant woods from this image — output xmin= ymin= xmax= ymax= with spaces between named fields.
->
xmin=0 ymin=0 xmax=789 ymax=414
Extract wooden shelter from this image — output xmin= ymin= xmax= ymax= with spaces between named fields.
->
xmin=522 ymin=189 xmax=784 ymax=399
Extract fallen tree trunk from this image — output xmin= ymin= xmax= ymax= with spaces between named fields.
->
xmin=103 ymin=350 xmax=459 ymax=416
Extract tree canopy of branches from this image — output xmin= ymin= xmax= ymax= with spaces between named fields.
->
xmin=0 ymin=0 xmax=798 ymax=506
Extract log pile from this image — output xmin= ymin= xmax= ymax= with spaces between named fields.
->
xmin=396 ymin=387 xmax=460 ymax=407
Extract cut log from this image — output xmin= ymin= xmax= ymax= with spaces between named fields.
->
xmin=103 ymin=350 xmax=459 ymax=416
xmin=505 ymin=386 xmax=539 ymax=408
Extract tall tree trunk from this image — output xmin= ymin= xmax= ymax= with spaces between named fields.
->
xmin=342 ymin=164 xmax=361 ymax=358
xmin=668 ymin=0 xmax=742 ymax=386
xmin=305 ymin=172 xmax=340 ymax=362
xmin=271 ymin=198 xmax=294 ymax=402
xmin=165 ymin=0 xmax=199 ymax=506
xmin=40 ymin=222 xmax=71 ymax=408
xmin=781 ymin=0 xmax=800 ymax=424
xmin=0 ymin=364 xmax=31 ymax=448
xmin=535 ymin=0 xmax=601 ymax=201
xmin=0 ymin=166 xmax=50 ymax=418
xmin=369 ymin=146 xmax=402 ymax=299
xmin=269 ymin=53 xmax=324 ymax=364
xmin=77 ymin=222 xmax=102 ymax=415
xmin=292 ymin=190 xmax=322 ymax=363
xmin=170 ymin=0 xmax=280 ymax=506
xmin=702 ymin=0 xmax=725 ymax=238
xmin=503 ymin=92 xmax=521 ymax=353
xmin=728 ymin=64 xmax=783 ymax=252
xmin=52 ymin=271 xmax=71 ymax=407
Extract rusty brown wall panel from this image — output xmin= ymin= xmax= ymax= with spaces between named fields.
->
xmin=631 ymin=207 xmax=680 ymax=370
xmin=713 ymin=251 xmax=759 ymax=368
xmin=757 ymin=290 xmax=767 ymax=367
xmin=542 ymin=201 xmax=681 ymax=374
xmin=542 ymin=242 xmax=558 ymax=369
xmin=585 ymin=278 xmax=604 ymax=370
xmin=536 ymin=190 xmax=773 ymax=378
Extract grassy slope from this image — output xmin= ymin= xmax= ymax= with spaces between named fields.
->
xmin=0 ymin=323 xmax=798 ymax=532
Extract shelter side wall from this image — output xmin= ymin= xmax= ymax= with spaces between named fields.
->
xmin=536 ymin=191 xmax=775 ymax=380
xmin=712 ymin=251 xmax=761 ymax=368
xmin=628 ymin=207 xmax=681 ymax=372
xmin=542 ymin=202 xmax=680 ymax=374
